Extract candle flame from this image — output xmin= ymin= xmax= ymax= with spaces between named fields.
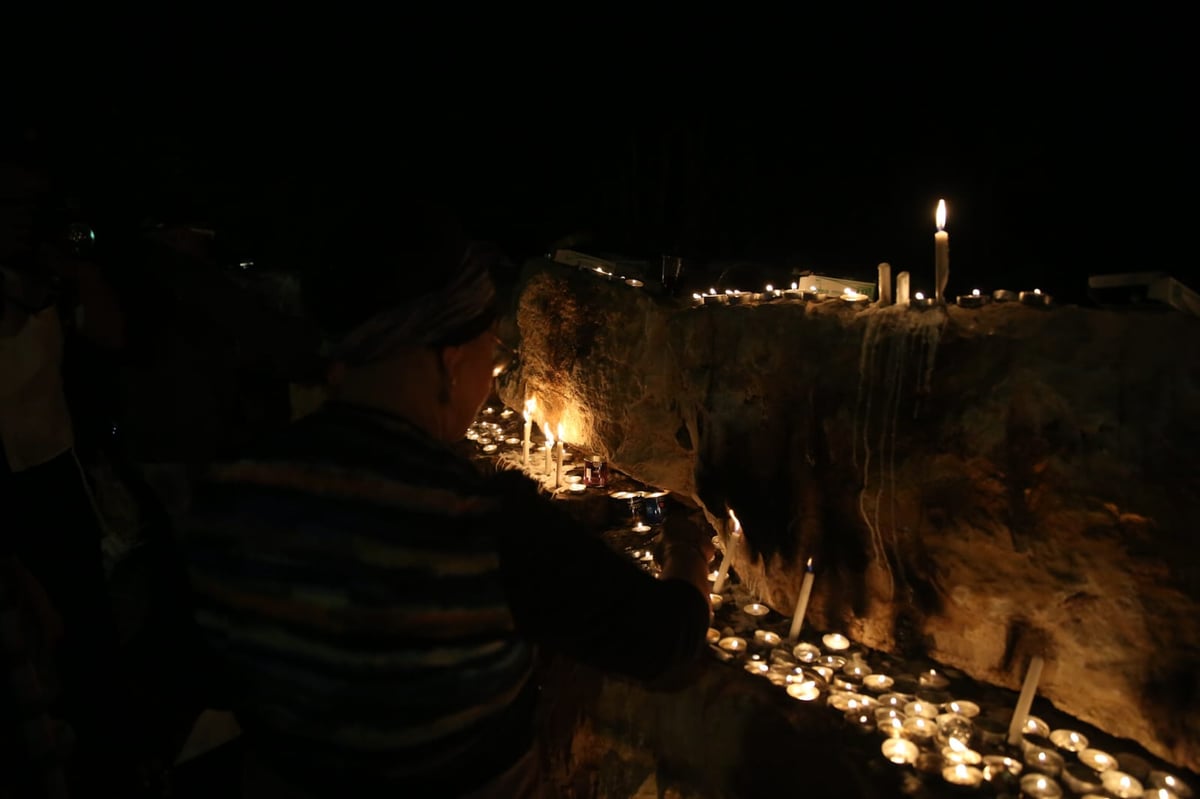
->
xmin=693 ymin=292 xmax=702 ymax=300
xmin=727 ymin=508 xmax=742 ymax=534
xmin=972 ymin=288 xmax=981 ymax=296
xmin=915 ymin=291 xmax=925 ymax=300
xmin=805 ymin=556 xmax=813 ymax=569
xmin=809 ymin=284 xmax=817 ymax=292
xmin=1034 ymin=288 xmax=1042 ymax=295
xmin=936 ymin=198 xmax=947 ymax=230
xmin=791 ymin=282 xmax=798 ymax=290
xmin=556 ymin=422 xmax=564 ymax=441
xmin=525 ymin=397 xmax=537 ymax=414
xmin=543 ymin=422 xmax=553 ymax=446
xmin=954 ymin=765 xmax=968 ymax=778
xmin=949 ymin=737 xmax=967 ymax=753
xmin=765 ymin=284 xmax=773 ymax=292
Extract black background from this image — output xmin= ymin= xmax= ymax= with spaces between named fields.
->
xmin=8 ymin=15 xmax=1195 ymax=305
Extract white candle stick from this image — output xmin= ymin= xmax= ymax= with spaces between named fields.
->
xmin=522 ymin=397 xmax=536 ymax=466
xmin=787 ymin=557 xmax=816 ymax=642
xmin=712 ymin=509 xmax=741 ymax=594
xmin=543 ymin=422 xmax=554 ymax=474
xmin=1007 ymin=655 xmax=1045 ymax=746
xmin=555 ymin=423 xmax=564 ymax=489
xmin=877 ymin=262 xmax=892 ymax=307
xmin=897 ymin=271 xmax=911 ymax=306
xmin=935 ymin=199 xmax=950 ymax=304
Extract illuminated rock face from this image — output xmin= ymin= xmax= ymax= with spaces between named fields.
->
xmin=498 ymin=258 xmax=1200 ymax=772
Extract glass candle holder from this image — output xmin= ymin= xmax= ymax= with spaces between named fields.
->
xmin=862 ymin=674 xmax=894 ymax=692
xmin=717 ymin=636 xmax=746 ymax=653
xmin=905 ymin=700 xmax=938 ymax=719
xmin=792 ymin=642 xmax=820 ymax=663
xmin=1024 ymin=746 xmax=1065 ymax=778
xmin=941 ymin=764 xmax=983 ymax=788
xmin=752 ymin=629 xmax=781 ymax=647
xmin=901 ymin=716 xmax=935 ymax=743
xmin=821 ymin=632 xmax=850 ymax=651
xmin=943 ymin=700 xmax=980 ymax=718
xmin=1019 ymin=773 xmax=1063 ymax=798
xmin=1100 ymin=770 xmax=1143 ymax=798
xmin=1078 ymin=748 xmax=1118 ymax=772
xmin=881 ymin=738 xmax=919 ymax=765
xmin=786 ymin=681 xmax=820 ymax=701
xmin=1148 ymin=770 xmax=1193 ymax=799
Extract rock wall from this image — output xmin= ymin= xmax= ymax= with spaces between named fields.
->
xmin=497 ymin=258 xmax=1200 ymax=772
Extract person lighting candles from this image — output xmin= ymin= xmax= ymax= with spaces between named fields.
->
xmin=179 ymin=191 xmax=715 ymax=799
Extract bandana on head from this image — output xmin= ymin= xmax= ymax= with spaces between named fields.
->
xmin=328 ymin=245 xmax=497 ymax=365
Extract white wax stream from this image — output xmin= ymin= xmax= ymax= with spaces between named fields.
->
xmin=1007 ymin=655 xmax=1045 ymax=746
xmin=787 ymin=559 xmax=816 ymax=642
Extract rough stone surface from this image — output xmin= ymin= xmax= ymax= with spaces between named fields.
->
xmin=498 ymin=257 xmax=1200 ymax=773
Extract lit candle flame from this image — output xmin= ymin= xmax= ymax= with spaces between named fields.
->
xmin=949 ymin=737 xmax=967 ymax=753
xmin=709 ymin=287 xmax=716 ymax=295
xmin=972 ymin=288 xmax=981 ymax=296
xmin=556 ymin=422 xmax=563 ymax=442
xmin=1034 ymin=288 xmax=1042 ymax=295
xmin=915 ymin=291 xmax=925 ymax=300
xmin=809 ymin=285 xmax=817 ymax=292
xmin=936 ymin=198 xmax=947 ymax=231
xmin=543 ymin=422 xmax=554 ymax=447
xmin=525 ymin=396 xmax=537 ymax=416
xmin=765 ymin=283 xmax=773 ymax=292
xmin=728 ymin=508 xmax=742 ymax=534
xmin=693 ymin=292 xmax=702 ymax=300
xmin=791 ymin=282 xmax=798 ymax=290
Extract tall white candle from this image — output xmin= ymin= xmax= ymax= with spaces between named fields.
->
xmin=522 ymin=397 xmax=536 ymax=465
xmin=877 ymin=262 xmax=892 ymax=307
xmin=555 ymin=423 xmax=564 ymax=489
xmin=935 ymin=199 xmax=950 ymax=304
xmin=787 ymin=557 xmax=816 ymax=642
xmin=1007 ymin=655 xmax=1045 ymax=746
xmin=897 ymin=271 xmax=911 ymax=305
xmin=712 ymin=510 xmax=741 ymax=593
xmin=543 ymin=423 xmax=554 ymax=474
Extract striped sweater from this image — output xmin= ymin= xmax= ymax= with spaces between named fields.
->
xmin=182 ymin=402 xmax=709 ymax=796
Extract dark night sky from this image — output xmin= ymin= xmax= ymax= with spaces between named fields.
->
xmin=10 ymin=18 xmax=1195 ymax=306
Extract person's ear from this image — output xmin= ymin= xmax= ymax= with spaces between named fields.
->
xmin=438 ymin=343 xmax=468 ymax=378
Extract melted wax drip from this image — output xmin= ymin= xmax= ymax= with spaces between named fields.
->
xmin=852 ymin=307 xmax=946 ymax=599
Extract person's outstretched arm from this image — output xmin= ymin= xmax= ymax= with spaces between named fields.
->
xmin=493 ymin=472 xmax=712 ymax=683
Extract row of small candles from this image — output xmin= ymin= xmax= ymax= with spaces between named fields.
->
xmin=690 ymin=283 xmax=1052 ymax=309
xmin=693 ymin=510 xmax=1191 ymax=797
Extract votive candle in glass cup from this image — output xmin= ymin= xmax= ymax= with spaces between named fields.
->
xmin=905 ymin=700 xmax=938 ymax=719
xmin=862 ymin=673 xmax=894 ymax=691
xmin=1049 ymin=728 xmax=1088 ymax=752
xmin=1100 ymin=770 xmax=1143 ymax=798
xmin=786 ymin=681 xmax=820 ymax=701
xmin=881 ymin=738 xmax=919 ymax=765
xmin=1148 ymin=770 xmax=1193 ymax=799
xmin=1024 ymin=746 xmax=1065 ymax=777
xmin=902 ymin=716 xmax=935 ymax=743
xmin=753 ymin=629 xmax=781 ymax=647
xmin=1059 ymin=762 xmax=1104 ymax=795
xmin=822 ymin=632 xmax=850 ymax=651
xmin=792 ymin=642 xmax=820 ymax=663
xmin=943 ymin=700 xmax=980 ymax=718
xmin=1078 ymin=748 xmax=1118 ymax=772
xmin=1019 ymin=773 xmax=1063 ymax=797
xmin=941 ymin=763 xmax=983 ymax=788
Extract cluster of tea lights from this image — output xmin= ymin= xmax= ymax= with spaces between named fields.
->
xmin=700 ymin=588 xmax=1194 ymax=797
